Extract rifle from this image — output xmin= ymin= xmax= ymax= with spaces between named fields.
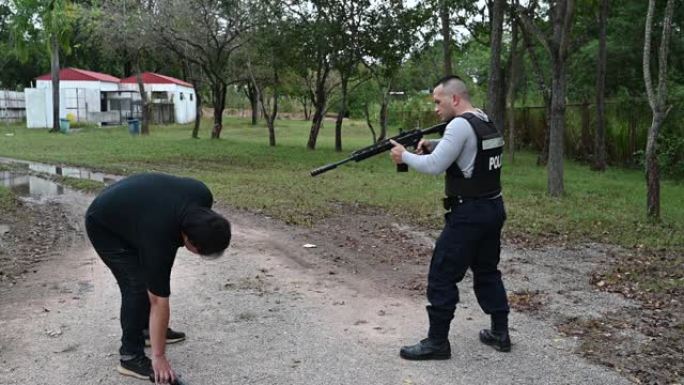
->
xmin=310 ymin=122 xmax=448 ymax=177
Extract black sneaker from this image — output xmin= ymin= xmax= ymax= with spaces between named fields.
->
xmin=479 ymin=329 xmax=511 ymax=352
xmin=144 ymin=328 xmax=186 ymax=347
xmin=399 ymin=338 xmax=451 ymax=360
xmin=117 ymin=355 xmax=152 ymax=380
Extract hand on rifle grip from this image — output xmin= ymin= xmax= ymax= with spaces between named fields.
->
xmin=416 ymin=139 xmax=432 ymax=155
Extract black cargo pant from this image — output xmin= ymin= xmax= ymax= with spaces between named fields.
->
xmin=85 ymin=213 xmax=149 ymax=357
xmin=426 ymin=196 xmax=509 ymax=341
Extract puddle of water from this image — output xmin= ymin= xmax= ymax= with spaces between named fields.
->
xmin=0 ymin=157 xmax=121 ymax=185
xmin=1 ymin=171 xmax=65 ymax=200
xmin=0 ymin=157 xmax=122 ymax=201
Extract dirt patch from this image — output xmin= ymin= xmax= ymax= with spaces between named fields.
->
xmin=0 ymin=186 xmax=681 ymax=384
xmin=581 ymin=248 xmax=684 ymax=385
xmin=0 ymin=199 xmax=80 ymax=287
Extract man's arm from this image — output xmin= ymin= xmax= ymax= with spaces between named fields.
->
xmin=148 ymin=291 xmax=176 ymax=384
xmin=393 ymin=118 xmax=473 ymax=175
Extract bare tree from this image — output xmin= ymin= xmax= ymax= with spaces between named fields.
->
xmin=156 ymin=0 xmax=253 ymax=139
xmin=643 ymin=0 xmax=675 ymax=219
xmin=516 ymin=1 xmax=575 ymax=197
xmin=331 ymin=0 xmax=373 ymax=152
xmin=286 ymin=0 xmax=342 ymax=150
xmin=592 ymin=0 xmax=609 ymax=171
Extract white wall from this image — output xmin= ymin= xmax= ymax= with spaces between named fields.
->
xmin=174 ymin=85 xmax=196 ymax=124
xmin=25 ymin=88 xmax=57 ymax=128
xmin=36 ymin=80 xmax=119 ymax=91
xmin=25 ymin=87 xmax=104 ymax=128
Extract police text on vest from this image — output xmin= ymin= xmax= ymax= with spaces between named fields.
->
xmin=489 ymin=155 xmax=502 ymax=170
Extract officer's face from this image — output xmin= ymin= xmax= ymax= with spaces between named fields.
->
xmin=433 ymin=85 xmax=459 ymax=121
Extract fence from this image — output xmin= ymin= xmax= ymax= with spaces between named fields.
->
xmin=0 ymin=90 xmax=25 ymax=123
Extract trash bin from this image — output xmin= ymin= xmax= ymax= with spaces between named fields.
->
xmin=127 ymin=119 xmax=140 ymax=135
xmin=59 ymin=118 xmax=70 ymax=134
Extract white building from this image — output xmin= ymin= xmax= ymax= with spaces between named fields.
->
xmin=119 ymin=73 xmax=196 ymax=124
xmin=25 ymin=68 xmax=121 ymax=128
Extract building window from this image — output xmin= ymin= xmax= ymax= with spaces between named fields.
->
xmin=189 ymin=93 xmax=193 ymax=101
xmin=180 ymin=92 xmax=184 ymax=101
xmin=152 ymin=91 xmax=168 ymax=100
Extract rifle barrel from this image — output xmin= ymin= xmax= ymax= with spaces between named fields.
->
xmin=310 ymin=157 xmax=354 ymax=176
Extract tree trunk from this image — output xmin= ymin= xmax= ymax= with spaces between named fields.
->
xmin=506 ymin=9 xmax=520 ymax=163
xmin=592 ymin=0 xmax=608 ymax=171
xmin=334 ymin=76 xmax=349 ymax=152
xmin=257 ymin=70 xmax=279 ymax=147
xmin=245 ymin=82 xmax=258 ymax=125
xmin=363 ymin=103 xmax=377 ymax=143
xmin=307 ymin=106 xmax=324 ymax=150
xmin=300 ymin=96 xmax=310 ymax=120
xmin=440 ymin=0 xmax=452 ymax=75
xmin=547 ymin=59 xmax=566 ymax=197
xmin=306 ymin=67 xmax=330 ymax=149
xmin=486 ymin=0 xmax=505 ymax=130
xmin=50 ymin=34 xmax=60 ymax=133
xmin=645 ymin=113 xmax=664 ymax=218
xmin=378 ymin=82 xmax=391 ymax=141
xmin=211 ymin=82 xmax=227 ymax=139
xmin=192 ymin=82 xmax=202 ymax=139
xmin=267 ymin=90 xmax=278 ymax=146
xmin=642 ymin=0 xmax=675 ymax=219
xmin=134 ymin=60 xmax=150 ymax=135
xmin=306 ymin=82 xmax=326 ymax=149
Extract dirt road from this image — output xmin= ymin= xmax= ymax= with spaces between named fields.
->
xmin=0 ymin=184 xmax=635 ymax=385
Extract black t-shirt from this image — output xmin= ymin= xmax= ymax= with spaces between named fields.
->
xmin=87 ymin=173 xmax=213 ymax=297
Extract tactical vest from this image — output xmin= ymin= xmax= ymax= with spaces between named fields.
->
xmin=445 ymin=112 xmax=504 ymax=198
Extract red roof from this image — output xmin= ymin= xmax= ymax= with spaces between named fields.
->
xmin=120 ymin=72 xmax=193 ymax=88
xmin=36 ymin=68 xmax=120 ymax=83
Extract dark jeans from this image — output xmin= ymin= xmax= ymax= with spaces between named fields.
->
xmin=426 ymin=196 xmax=509 ymax=341
xmin=85 ymin=214 xmax=149 ymax=357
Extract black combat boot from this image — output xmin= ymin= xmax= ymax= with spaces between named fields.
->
xmin=400 ymin=338 xmax=451 ymax=360
xmin=479 ymin=313 xmax=511 ymax=352
xmin=479 ymin=329 xmax=511 ymax=352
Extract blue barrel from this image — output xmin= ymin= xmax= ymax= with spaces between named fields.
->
xmin=127 ymin=119 xmax=140 ymax=135
xmin=59 ymin=118 xmax=70 ymax=133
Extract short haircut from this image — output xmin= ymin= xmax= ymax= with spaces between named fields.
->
xmin=181 ymin=207 xmax=231 ymax=256
xmin=433 ymin=75 xmax=470 ymax=101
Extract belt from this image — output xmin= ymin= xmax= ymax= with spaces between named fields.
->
xmin=442 ymin=193 xmax=501 ymax=210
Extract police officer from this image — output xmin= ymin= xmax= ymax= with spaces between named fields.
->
xmin=390 ymin=75 xmax=510 ymax=360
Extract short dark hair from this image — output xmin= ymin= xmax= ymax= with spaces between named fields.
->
xmin=181 ymin=207 xmax=231 ymax=256
xmin=433 ymin=75 xmax=464 ymax=89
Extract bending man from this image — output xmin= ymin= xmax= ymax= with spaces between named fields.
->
xmin=85 ymin=173 xmax=231 ymax=382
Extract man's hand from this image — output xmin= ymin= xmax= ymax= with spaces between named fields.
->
xmin=389 ymin=139 xmax=406 ymax=165
xmin=416 ymin=139 xmax=433 ymax=155
xmin=151 ymin=354 xmax=176 ymax=384
xmin=148 ymin=291 xmax=174 ymax=384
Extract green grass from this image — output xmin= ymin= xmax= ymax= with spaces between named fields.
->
xmin=0 ymin=185 xmax=16 ymax=212
xmin=0 ymin=118 xmax=682 ymax=250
